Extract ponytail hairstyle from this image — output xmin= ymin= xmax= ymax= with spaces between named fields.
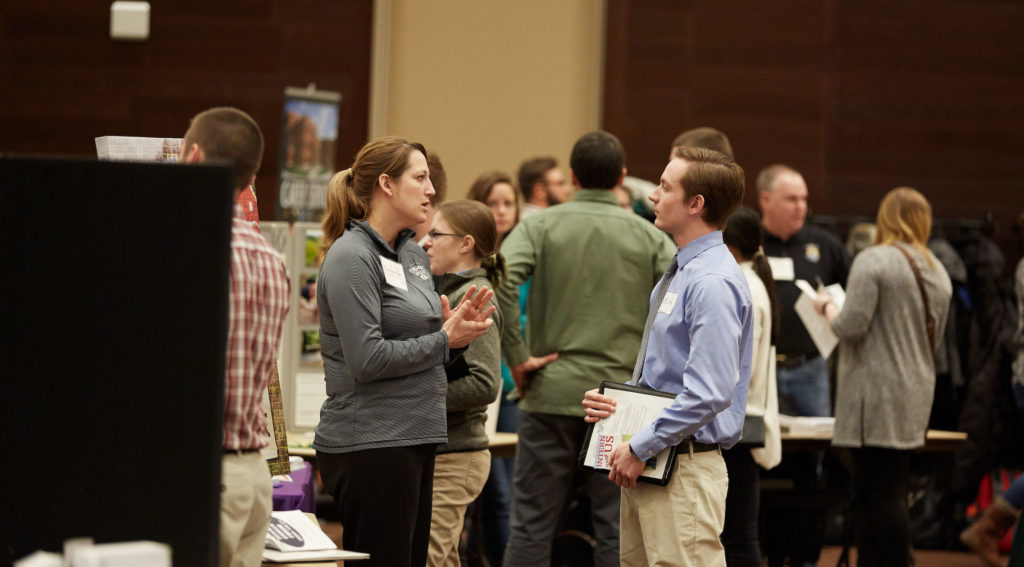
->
xmin=319 ymin=136 xmax=428 ymax=260
xmin=436 ymin=200 xmax=507 ymax=288
xmin=723 ymin=205 xmax=779 ymax=345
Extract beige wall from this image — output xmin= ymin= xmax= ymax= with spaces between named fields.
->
xmin=371 ymin=0 xmax=605 ymax=199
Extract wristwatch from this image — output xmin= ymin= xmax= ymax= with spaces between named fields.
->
xmin=628 ymin=443 xmax=638 ymax=458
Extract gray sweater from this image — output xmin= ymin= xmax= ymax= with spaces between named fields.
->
xmin=830 ymin=243 xmax=952 ymax=449
xmin=436 ymin=269 xmax=503 ymax=453
xmin=313 ymin=221 xmax=449 ymax=453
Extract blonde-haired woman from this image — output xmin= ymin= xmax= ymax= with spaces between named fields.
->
xmin=422 ymin=199 xmax=506 ymax=567
xmin=814 ymin=187 xmax=952 ymax=565
xmin=314 ymin=137 xmax=495 ymax=566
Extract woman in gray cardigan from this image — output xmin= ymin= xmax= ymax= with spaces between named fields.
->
xmin=814 ymin=187 xmax=952 ymax=565
xmin=313 ymin=138 xmax=495 ymax=566
xmin=422 ymin=199 xmax=505 ymax=566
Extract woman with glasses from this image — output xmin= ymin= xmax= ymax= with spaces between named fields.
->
xmin=422 ymin=199 xmax=505 ymax=567
xmin=313 ymin=137 xmax=495 ymax=566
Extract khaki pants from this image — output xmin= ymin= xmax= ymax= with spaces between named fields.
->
xmin=220 ymin=451 xmax=272 ymax=567
xmin=620 ymin=447 xmax=729 ymax=567
xmin=427 ymin=449 xmax=491 ymax=567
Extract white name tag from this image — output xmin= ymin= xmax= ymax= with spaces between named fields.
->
xmin=767 ymin=256 xmax=795 ymax=281
xmin=659 ymin=292 xmax=679 ymax=315
xmin=380 ymin=255 xmax=408 ymax=291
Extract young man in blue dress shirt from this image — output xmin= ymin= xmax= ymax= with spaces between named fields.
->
xmin=584 ymin=146 xmax=753 ymax=566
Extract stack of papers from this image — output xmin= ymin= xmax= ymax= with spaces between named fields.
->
xmin=793 ymin=280 xmax=846 ymax=358
xmin=263 ymin=510 xmax=369 ymax=562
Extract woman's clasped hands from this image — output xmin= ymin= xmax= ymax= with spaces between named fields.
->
xmin=441 ymin=285 xmax=496 ymax=348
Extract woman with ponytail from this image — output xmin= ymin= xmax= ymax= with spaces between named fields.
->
xmin=721 ymin=204 xmax=783 ymax=567
xmin=314 ymin=138 xmax=496 ymax=566
xmin=421 ymin=199 xmax=505 ymax=567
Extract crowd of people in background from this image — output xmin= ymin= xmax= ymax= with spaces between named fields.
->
xmin=198 ymin=104 xmax=1024 ymax=567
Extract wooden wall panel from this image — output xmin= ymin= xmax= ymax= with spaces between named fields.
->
xmin=0 ymin=1 xmax=372 ymax=221
xmin=604 ymin=0 xmax=1024 ymax=265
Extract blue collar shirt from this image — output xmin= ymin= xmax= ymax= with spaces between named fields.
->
xmin=628 ymin=231 xmax=754 ymax=458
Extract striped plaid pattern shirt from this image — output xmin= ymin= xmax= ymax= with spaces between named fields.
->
xmin=224 ymin=216 xmax=290 ymax=451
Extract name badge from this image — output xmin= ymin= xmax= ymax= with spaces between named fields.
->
xmin=659 ymin=292 xmax=679 ymax=315
xmin=767 ymin=256 xmax=795 ymax=281
xmin=380 ymin=255 xmax=408 ymax=291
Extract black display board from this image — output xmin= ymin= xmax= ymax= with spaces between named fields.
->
xmin=0 ymin=157 xmax=236 ymax=567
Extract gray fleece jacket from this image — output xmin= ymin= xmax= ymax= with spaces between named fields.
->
xmin=313 ymin=221 xmax=450 ymax=453
xmin=436 ymin=269 xmax=503 ymax=453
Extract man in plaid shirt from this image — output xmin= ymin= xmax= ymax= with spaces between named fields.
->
xmin=181 ymin=107 xmax=290 ymax=567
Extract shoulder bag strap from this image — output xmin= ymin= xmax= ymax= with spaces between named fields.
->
xmin=892 ymin=243 xmax=936 ymax=353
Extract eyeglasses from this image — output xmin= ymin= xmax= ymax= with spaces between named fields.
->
xmin=427 ymin=230 xmax=461 ymax=240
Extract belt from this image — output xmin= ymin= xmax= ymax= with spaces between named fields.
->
xmin=223 ymin=448 xmax=261 ymax=455
xmin=776 ymin=353 xmax=815 ymax=369
xmin=685 ymin=440 xmax=720 ymax=454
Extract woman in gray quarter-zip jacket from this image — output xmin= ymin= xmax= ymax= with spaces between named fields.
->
xmin=312 ymin=138 xmax=495 ymax=567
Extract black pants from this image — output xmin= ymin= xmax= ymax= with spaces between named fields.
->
xmin=317 ymin=444 xmax=436 ymax=566
xmin=721 ymin=447 xmax=762 ymax=567
xmin=850 ymin=446 xmax=911 ymax=567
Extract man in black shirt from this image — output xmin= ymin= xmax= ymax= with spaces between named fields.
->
xmin=758 ymin=164 xmax=850 ymax=567
xmin=758 ymin=164 xmax=850 ymax=417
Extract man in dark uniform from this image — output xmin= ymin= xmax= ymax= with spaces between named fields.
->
xmin=758 ymin=163 xmax=850 ymax=567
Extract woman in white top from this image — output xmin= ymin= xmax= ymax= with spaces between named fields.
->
xmin=721 ymin=205 xmax=782 ymax=566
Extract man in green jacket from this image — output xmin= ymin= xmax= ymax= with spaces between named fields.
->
xmin=498 ymin=131 xmax=676 ymax=567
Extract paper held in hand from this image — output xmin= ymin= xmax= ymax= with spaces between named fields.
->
xmin=263 ymin=510 xmax=369 ymax=562
xmin=579 ymin=381 xmax=679 ymax=486
xmin=793 ymin=280 xmax=846 ymax=359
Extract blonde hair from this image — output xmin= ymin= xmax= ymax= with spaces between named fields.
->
xmin=319 ymin=137 xmax=426 ymax=259
xmin=436 ymin=200 xmax=507 ymax=288
xmin=875 ymin=186 xmax=935 ymax=268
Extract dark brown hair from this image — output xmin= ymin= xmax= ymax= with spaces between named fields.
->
xmin=517 ymin=156 xmax=558 ymax=200
xmin=467 ymin=170 xmax=521 ymax=229
xmin=671 ymin=127 xmax=734 ymax=159
xmin=723 ymin=205 xmax=779 ymax=344
xmin=183 ymin=107 xmax=264 ymax=189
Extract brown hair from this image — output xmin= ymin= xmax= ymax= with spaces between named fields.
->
xmin=319 ymin=136 xmax=427 ymax=257
xmin=426 ymin=151 xmax=447 ymax=206
xmin=517 ymin=156 xmax=558 ymax=200
xmin=675 ymin=146 xmax=745 ymax=228
xmin=723 ymin=205 xmax=779 ymax=344
xmin=436 ymin=200 xmax=507 ymax=288
xmin=672 ymin=127 xmax=734 ymax=159
xmin=875 ymin=187 xmax=935 ymax=268
xmin=467 ymin=170 xmax=521 ymax=229
xmin=183 ymin=107 xmax=264 ymax=189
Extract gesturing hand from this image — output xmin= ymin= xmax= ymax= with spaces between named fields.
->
xmin=441 ymin=285 xmax=497 ymax=348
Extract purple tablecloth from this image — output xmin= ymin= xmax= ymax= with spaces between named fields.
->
xmin=271 ymin=461 xmax=315 ymax=514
